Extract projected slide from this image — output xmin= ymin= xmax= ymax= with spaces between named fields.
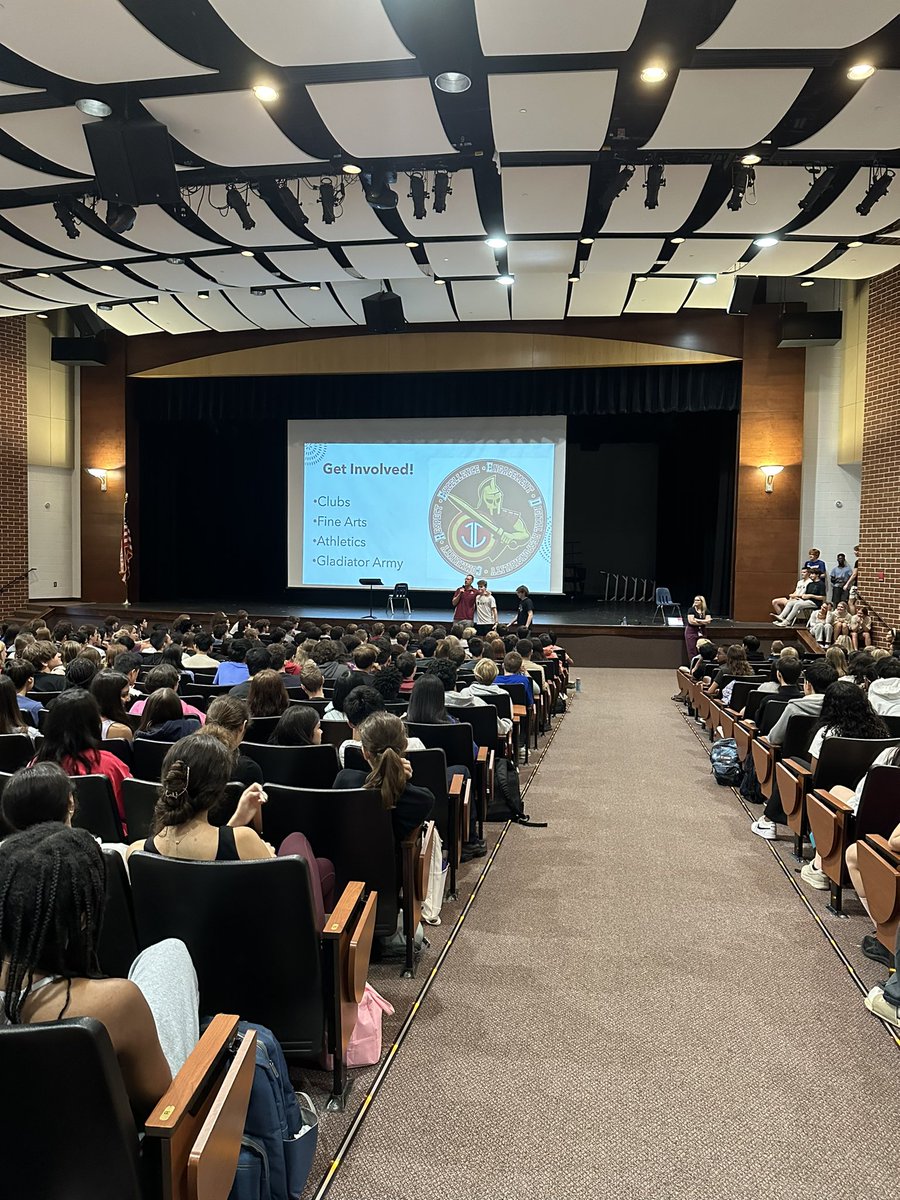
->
xmin=287 ymin=417 xmax=566 ymax=592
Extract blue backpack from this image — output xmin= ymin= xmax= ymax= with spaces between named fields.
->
xmin=221 ymin=1021 xmax=318 ymax=1200
xmin=710 ymin=739 xmax=742 ymax=786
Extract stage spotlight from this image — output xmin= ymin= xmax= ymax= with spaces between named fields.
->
xmin=362 ymin=170 xmax=399 ymax=210
xmin=319 ymin=179 xmax=338 ymax=224
xmin=433 ymin=171 xmax=451 ymax=214
xmin=409 ymin=174 xmax=428 ymax=220
xmin=856 ymin=168 xmax=893 ymax=216
xmin=53 ymin=200 xmax=80 ymax=239
xmin=105 ymin=201 xmax=136 ymax=235
xmin=276 ymin=182 xmax=309 ymax=227
xmin=601 ymin=164 xmax=635 ymax=208
xmin=727 ymin=164 xmax=754 ymax=211
xmin=643 ymin=164 xmax=666 ymax=210
xmin=798 ymin=167 xmax=840 ymax=212
xmin=226 ymin=187 xmax=255 ymax=230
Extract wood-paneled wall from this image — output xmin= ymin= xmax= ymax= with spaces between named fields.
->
xmin=80 ymin=335 xmax=128 ymax=604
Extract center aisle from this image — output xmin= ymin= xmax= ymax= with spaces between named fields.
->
xmin=324 ymin=668 xmax=897 ymax=1199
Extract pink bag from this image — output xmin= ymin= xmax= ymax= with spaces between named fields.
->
xmin=346 ymin=984 xmax=394 ymax=1068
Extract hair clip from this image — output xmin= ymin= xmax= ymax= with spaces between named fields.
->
xmin=163 ymin=761 xmax=190 ymax=798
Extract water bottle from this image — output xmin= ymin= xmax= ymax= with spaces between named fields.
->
xmin=575 ymin=677 xmax=582 ymax=693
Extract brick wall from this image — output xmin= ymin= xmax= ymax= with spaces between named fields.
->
xmin=0 ymin=317 xmax=28 ymax=616
xmin=860 ymin=266 xmax=900 ymax=646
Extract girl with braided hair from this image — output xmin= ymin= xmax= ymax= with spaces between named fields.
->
xmin=0 ymin=823 xmax=199 ymax=1118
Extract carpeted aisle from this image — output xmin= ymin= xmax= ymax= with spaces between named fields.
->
xmin=324 ymin=669 xmax=897 ymax=1199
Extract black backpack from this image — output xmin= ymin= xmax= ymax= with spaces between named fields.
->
xmin=710 ymin=739 xmax=742 ymax=786
xmin=487 ymin=760 xmax=547 ymax=827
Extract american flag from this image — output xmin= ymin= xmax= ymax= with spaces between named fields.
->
xmin=119 ymin=516 xmax=133 ymax=583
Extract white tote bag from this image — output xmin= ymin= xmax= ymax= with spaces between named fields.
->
xmin=421 ymin=827 xmax=446 ymax=925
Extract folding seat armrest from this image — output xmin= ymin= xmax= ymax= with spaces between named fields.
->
xmin=864 ymin=833 xmax=900 ymax=864
xmin=400 ymin=820 xmax=435 ymax=974
xmin=320 ymin=881 xmax=375 ymax=1110
xmin=322 ymin=880 xmax=366 ymax=938
xmin=811 ymin=788 xmax=854 ymax=815
xmin=782 ymin=757 xmax=811 ymax=778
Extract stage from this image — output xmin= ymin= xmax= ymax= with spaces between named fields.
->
xmin=31 ymin=599 xmax=818 ymax=669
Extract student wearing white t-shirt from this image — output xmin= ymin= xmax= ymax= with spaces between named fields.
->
xmin=473 ymin=579 xmax=498 ymax=635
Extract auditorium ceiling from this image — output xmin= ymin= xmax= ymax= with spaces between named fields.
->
xmin=0 ymin=0 xmax=898 ymax=335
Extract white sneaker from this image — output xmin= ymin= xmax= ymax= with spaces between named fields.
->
xmin=751 ymin=818 xmax=778 ymax=840
xmin=800 ymin=862 xmax=830 ymax=890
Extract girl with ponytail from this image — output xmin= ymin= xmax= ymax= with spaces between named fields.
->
xmin=332 ymin=711 xmax=434 ymax=839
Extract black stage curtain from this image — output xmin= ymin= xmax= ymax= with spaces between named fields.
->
xmin=129 ymin=362 xmax=738 ymax=615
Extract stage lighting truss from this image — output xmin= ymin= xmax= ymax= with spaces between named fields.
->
xmin=856 ymin=166 xmax=894 ymax=216
xmin=798 ymin=166 xmax=840 ymax=212
xmin=225 ymin=185 xmax=256 ymax=230
xmin=432 ymin=170 xmax=452 ymax=214
xmin=53 ymin=199 xmax=80 ymax=239
xmin=408 ymin=172 xmax=429 ymax=220
xmin=274 ymin=179 xmax=309 ymax=228
xmin=601 ymin=164 xmax=635 ymax=210
xmin=643 ymin=163 xmax=666 ymax=210
xmin=727 ymin=163 xmax=755 ymax=212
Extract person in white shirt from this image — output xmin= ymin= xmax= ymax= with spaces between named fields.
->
xmin=473 ymin=579 xmax=498 ymax=635
xmin=182 ymin=633 xmax=220 ymax=669
xmin=770 ymin=569 xmax=810 ymax=618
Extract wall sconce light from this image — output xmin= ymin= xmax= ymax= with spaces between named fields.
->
xmin=85 ymin=468 xmax=108 ymax=492
xmin=758 ymin=464 xmax=784 ymax=493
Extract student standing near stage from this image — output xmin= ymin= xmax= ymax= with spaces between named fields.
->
xmin=452 ymin=575 xmax=477 ymax=623
xmin=512 ymin=585 xmax=534 ymax=631
xmin=474 ymin=579 xmax=498 ymax=635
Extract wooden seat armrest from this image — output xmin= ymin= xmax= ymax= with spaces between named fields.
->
xmin=782 ymin=758 xmax=812 ymax=780
xmin=322 ymin=880 xmax=366 ymax=938
xmin=811 ymin=788 xmax=854 ymax=815
xmin=755 ymin=735 xmax=771 ymax=749
xmin=864 ymin=833 xmax=900 ymax=864
xmin=145 ymin=1014 xmax=240 ymax=1137
xmin=449 ymin=772 xmax=465 ymax=797
xmin=187 ymin=1028 xmax=257 ymax=1200
xmin=476 ymin=746 xmax=489 ymax=764
xmin=724 ymin=707 xmax=740 ymax=719
xmin=512 ymin=704 xmax=527 ymax=718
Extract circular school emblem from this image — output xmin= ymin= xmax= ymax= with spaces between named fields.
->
xmin=429 ymin=459 xmax=546 ymax=578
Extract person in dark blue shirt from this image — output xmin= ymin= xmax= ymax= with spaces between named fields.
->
xmin=4 ymin=659 xmax=43 ymax=727
xmin=496 ymin=650 xmax=534 ymax=706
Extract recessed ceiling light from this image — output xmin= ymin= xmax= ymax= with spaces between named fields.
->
xmin=847 ymin=63 xmax=875 ymax=81
xmin=518 ymin=107 xmax=527 ymax=114
xmin=697 ymin=274 xmax=717 ymax=285
xmin=167 ymin=256 xmax=184 ymax=265
xmin=250 ymin=287 xmax=266 ymax=296
xmin=342 ymin=163 xmax=362 ymax=175
xmin=240 ymin=250 xmax=255 ymax=257
xmin=197 ymin=291 xmax=209 ymax=299
xmin=740 ymin=153 xmax=762 ymax=165
xmin=579 ymin=237 xmax=594 ymax=245
xmin=309 ymin=284 xmax=321 ymax=292
xmin=405 ymin=241 xmax=419 ymax=248
xmin=36 ymin=272 xmax=50 ymax=279
xmin=635 ymin=275 xmax=648 ymax=282
xmin=100 ymin=263 xmax=114 ymax=271
xmin=97 ymin=303 xmax=113 ymax=311
xmin=36 ymin=312 xmax=48 ymax=319
xmin=485 ymin=235 xmax=508 ymax=250
xmin=847 ymin=240 xmax=863 ymax=248
xmin=434 ymin=278 xmax=446 ymax=286
xmin=435 ymin=71 xmax=471 ymax=94
xmin=147 ymin=297 xmax=159 ymax=305
xmin=800 ymin=279 xmax=815 ymax=287
xmin=761 ymin=139 xmax=772 ymax=145
xmin=567 ymin=274 xmax=579 ymax=283
xmin=497 ymin=274 xmax=514 ymax=286
xmin=640 ymin=65 xmax=668 ymax=84
xmin=75 ymin=97 xmax=112 ymax=117
xmin=253 ymin=84 xmax=279 ymax=102
xmin=754 ymin=235 xmax=779 ymax=247
xmin=670 ymin=236 xmax=685 ymax=244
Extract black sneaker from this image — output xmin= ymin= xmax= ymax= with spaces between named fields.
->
xmin=461 ymin=841 xmax=487 ymax=862
xmin=861 ymin=933 xmax=894 ymax=967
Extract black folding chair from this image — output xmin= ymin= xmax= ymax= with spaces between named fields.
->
xmin=0 ymin=733 xmax=34 ymax=772
xmin=70 ymin=774 xmax=124 ymax=843
xmin=132 ymin=739 xmax=176 ymax=782
xmin=242 ymin=742 xmax=339 ymax=788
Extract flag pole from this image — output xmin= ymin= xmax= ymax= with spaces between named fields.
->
xmin=122 ymin=491 xmax=131 ymax=608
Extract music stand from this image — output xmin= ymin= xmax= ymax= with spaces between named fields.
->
xmin=359 ymin=577 xmax=383 ymax=619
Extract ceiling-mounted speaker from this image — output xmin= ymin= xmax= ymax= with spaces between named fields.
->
xmin=727 ymin=275 xmax=757 ymax=316
xmin=84 ymin=117 xmax=180 ymax=207
xmin=361 ymin=290 xmax=405 ymax=333
xmin=778 ymin=311 xmax=842 ymax=347
xmin=51 ymin=336 xmax=106 ymax=366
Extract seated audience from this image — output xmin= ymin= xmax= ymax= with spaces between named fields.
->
xmin=135 ymin=689 xmax=201 ymax=742
xmin=226 ymin=647 xmax=273 ymax=699
xmin=0 ymin=674 xmax=37 ymax=741
xmin=33 ymin=689 xmax=132 ymax=821
xmin=247 ymin=668 xmax=290 ymax=718
xmin=774 ymin=568 xmax=827 ymax=627
xmin=212 ymin=639 xmax=250 ymax=686
xmin=0 ymin=761 xmax=75 ymax=833
xmin=333 ymin=712 xmax=434 ymax=840
xmin=203 ymin=696 xmax=264 ymax=787
xmin=457 ymin=658 xmax=514 ymax=736
xmin=90 ymin=671 xmax=135 ymax=741
xmin=397 ymin=653 xmax=417 ymax=694
xmin=824 ymin=645 xmax=849 ymax=677
xmin=4 ymin=660 xmax=42 ymax=727
xmin=496 ymin=651 xmax=535 ymax=706
xmin=372 ymin=664 xmax=402 ymax=704
xmin=850 ymin=604 xmax=873 ymax=650
xmin=340 ymin=685 xmax=424 ymax=767
xmin=310 ymin=639 xmax=351 ymax=681
xmin=299 ymin=663 xmax=325 ymax=699
xmin=22 ymin=642 xmax=65 ymax=695
xmin=807 ymin=601 xmax=834 ymax=646
xmin=129 ymin=665 xmax=206 ymax=725
xmin=716 ymin=645 xmax=754 ymax=706
xmin=751 ymin=656 xmax=804 ymax=722
xmin=771 ymin=569 xmax=810 ymax=617
xmin=267 ymin=706 xmax=322 ymax=747
xmin=742 ymin=635 xmax=764 ymax=663
xmin=322 ymin=673 xmax=358 ymax=722
xmin=866 ymin=657 xmax=900 ymax=716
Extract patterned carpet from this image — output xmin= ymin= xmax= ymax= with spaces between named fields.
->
xmin=307 ymin=670 xmax=898 ymax=1199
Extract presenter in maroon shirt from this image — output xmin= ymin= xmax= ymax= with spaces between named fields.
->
xmin=452 ymin=575 xmax=477 ymax=623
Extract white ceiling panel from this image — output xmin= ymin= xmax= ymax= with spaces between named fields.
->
xmin=344 ymin=244 xmax=425 ymax=280
xmin=302 ymin=179 xmax=394 ymax=243
xmin=475 ymin=0 xmax=646 ymax=55
xmin=190 ymin=254 xmax=283 ymax=287
xmin=507 ymin=241 xmax=576 ymax=274
xmin=390 ymin=279 xmax=456 ymax=323
xmin=133 ymin=296 xmax=210 ymax=334
xmin=624 ymin=277 xmax=693 ymax=313
xmin=451 ymin=280 xmax=510 ymax=322
xmin=425 ymin=241 xmax=497 ymax=278
xmin=584 ymin=238 xmax=663 ymax=273
xmin=0 ymin=108 xmax=97 ymax=174
xmin=266 ymin=249 xmax=354 ymax=283
xmin=788 ymin=71 xmax=900 ymax=151
xmin=0 ymin=0 xmax=214 ymax=83
xmin=601 ymin=165 xmax=711 ymax=234
xmin=396 ymin=170 xmax=485 ymax=239
xmin=566 ymin=273 xmax=631 ymax=317
xmin=176 ymin=291 xmax=258 ymax=330
xmin=92 ymin=304 xmax=163 ymax=336
xmin=12 ymin=275 xmax=110 ymax=304
xmin=0 ymin=156 xmax=78 ymax=189
xmin=1 ymin=204 xmax=151 ymax=261
xmin=807 ymin=244 xmax=900 ymax=279
xmin=502 ymin=166 xmax=590 ymax=235
xmin=63 ymin=266 xmax=149 ymax=298
xmin=794 ymin=169 xmax=900 ymax=238
xmin=130 ymin=261 xmax=215 ymax=292
xmin=659 ymin=238 xmax=751 ymax=275
xmin=189 ymin=185 xmax=306 ymax=248
xmin=0 ymin=281 xmax=70 ymax=310
xmin=737 ymin=241 xmax=837 ymax=275
xmin=330 ymin=281 xmax=373 ymax=324
xmin=142 ymin=92 xmax=320 ymax=167
xmin=511 ymin=274 xmax=569 ymax=320
xmin=701 ymin=1 xmax=900 ymax=49
xmin=124 ymin=205 xmax=226 ymax=254
xmin=307 ymin=78 xmax=456 ymax=159
xmin=0 ymin=228 xmax=79 ymax=272
xmin=643 ymin=69 xmax=812 ymax=150
xmin=224 ymin=289 xmax=307 ymax=329
xmin=489 ymin=71 xmax=616 ymax=153
xmin=698 ymin=166 xmax=813 ymax=234
xmin=279 ymin=287 xmax=355 ymax=327
xmin=683 ymin=275 xmax=736 ymax=309
xmin=206 ymin=0 xmax=413 ymax=65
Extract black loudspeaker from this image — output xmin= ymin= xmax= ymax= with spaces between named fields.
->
xmin=361 ymin=290 xmax=405 ymax=333
xmin=84 ymin=117 xmax=180 ymax=206
xmin=727 ymin=275 xmax=758 ymax=315
xmin=778 ymin=311 xmax=842 ymax=347
xmin=51 ymin=336 xmax=106 ymax=366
